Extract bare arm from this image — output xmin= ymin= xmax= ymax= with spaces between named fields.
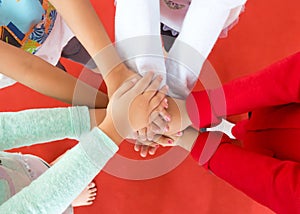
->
xmin=49 ymin=0 xmax=136 ymax=96
xmin=0 ymin=41 xmax=108 ymax=108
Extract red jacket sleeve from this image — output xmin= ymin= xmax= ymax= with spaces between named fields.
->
xmin=186 ymin=52 xmax=300 ymax=128
xmin=191 ymin=132 xmax=300 ymax=214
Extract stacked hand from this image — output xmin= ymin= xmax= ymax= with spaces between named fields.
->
xmin=98 ymin=70 xmax=193 ymax=156
xmin=99 ymin=72 xmax=171 ymax=144
xmin=134 ymin=95 xmax=193 ymax=157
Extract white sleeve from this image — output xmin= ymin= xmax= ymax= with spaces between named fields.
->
xmin=210 ymin=0 xmax=247 ymax=9
xmin=115 ymin=0 xmax=166 ymax=82
xmin=167 ymin=0 xmax=247 ymax=98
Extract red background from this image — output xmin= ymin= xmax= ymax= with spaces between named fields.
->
xmin=1 ymin=0 xmax=300 ymax=213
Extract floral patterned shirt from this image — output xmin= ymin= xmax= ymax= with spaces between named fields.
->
xmin=0 ymin=0 xmax=57 ymax=54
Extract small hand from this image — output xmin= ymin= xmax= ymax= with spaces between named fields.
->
xmin=134 ymin=131 xmax=183 ymax=158
xmin=129 ymin=74 xmax=170 ymax=131
xmin=102 ymin=72 xmax=170 ymax=140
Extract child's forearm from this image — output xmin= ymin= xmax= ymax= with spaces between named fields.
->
xmin=89 ymin=108 xmax=106 ymax=128
xmin=0 ymin=41 xmax=108 ymax=108
xmin=49 ymin=0 xmax=135 ymax=96
xmin=177 ymin=127 xmax=199 ymax=152
xmin=49 ymin=0 xmax=112 ymax=58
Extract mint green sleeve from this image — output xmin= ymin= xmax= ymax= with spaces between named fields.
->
xmin=0 ymin=106 xmax=91 ymax=150
xmin=0 ymin=128 xmax=119 ymax=214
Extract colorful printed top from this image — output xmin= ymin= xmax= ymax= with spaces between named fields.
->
xmin=0 ymin=0 xmax=57 ymax=54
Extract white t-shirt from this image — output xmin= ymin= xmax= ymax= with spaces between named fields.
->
xmin=115 ymin=0 xmax=247 ymax=98
xmin=160 ymin=0 xmax=244 ymax=35
xmin=160 ymin=0 xmax=244 ymax=32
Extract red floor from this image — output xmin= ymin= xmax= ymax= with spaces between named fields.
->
xmin=1 ymin=0 xmax=300 ymax=213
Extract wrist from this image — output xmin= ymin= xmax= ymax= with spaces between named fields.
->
xmin=177 ymin=127 xmax=199 ymax=151
xmin=89 ymin=109 xmax=106 ymax=128
xmin=176 ymin=98 xmax=192 ymax=128
xmin=98 ymin=118 xmax=123 ymax=145
xmin=105 ymin=64 xmax=136 ymax=97
xmin=166 ymin=97 xmax=192 ymax=134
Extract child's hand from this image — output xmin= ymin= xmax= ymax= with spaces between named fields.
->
xmin=128 ymin=75 xmax=170 ymax=131
xmin=133 ymin=131 xmax=183 ymax=158
xmin=100 ymin=72 xmax=169 ymax=142
xmin=154 ymin=127 xmax=198 ymax=151
xmin=136 ymin=96 xmax=191 ymax=139
xmin=134 ymin=139 xmax=160 ymax=158
xmin=132 ymin=95 xmax=193 ymax=157
xmin=163 ymin=96 xmax=192 ymax=135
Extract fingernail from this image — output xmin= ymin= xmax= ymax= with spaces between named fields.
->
xmin=131 ymin=78 xmax=137 ymax=83
xmin=168 ymin=139 xmax=173 ymax=144
xmin=165 ymin=116 xmax=171 ymax=122
xmin=164 ymin=126 xmax=169 ymax=132
xmin=176 ymin=131 xmax=183 ymax=136
xmin=164 ymin=103 xmax=169 ymax=109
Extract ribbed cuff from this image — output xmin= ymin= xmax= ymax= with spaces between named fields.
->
xmin=68 ymin=106 xmax=91 ymax=139
xmin=79 ymin=128 xmax=119 ymax=170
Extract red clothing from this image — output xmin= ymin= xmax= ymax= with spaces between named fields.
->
xmin=186 ymin=52 xmax=300 ymax=214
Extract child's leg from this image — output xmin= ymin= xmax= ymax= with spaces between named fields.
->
xmin=50 ymin=152 xmax=97 ymax=207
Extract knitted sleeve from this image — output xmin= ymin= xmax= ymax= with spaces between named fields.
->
xmin=0 ymin=106 xmax=90 ymax=150
xmin=0 ymin=128 xmax=118 ymax=213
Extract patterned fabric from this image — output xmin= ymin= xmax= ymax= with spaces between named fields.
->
xmin=0 ymin=0 xmax=57 ymax=54
xmin=162 ymin=0 xmax=190 ymax=10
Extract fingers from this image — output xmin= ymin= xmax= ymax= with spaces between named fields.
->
xmin=151 ymin=101 xmax=171 ymax=122
xmin=148 ymin=144 xmax=159 ymax=156
xmin=134 ymin=141 xmax=149 ymax=158
xmin=137 ymin=128 xmax=147 ymax=142
xmin=146 ymin=125 xmax=156 ymax=141
xmin=131 ymin=71 xmax=154 ymax=94
xmin=140 ymin=145 xmax=150 ymax=158
xmin=134 ymin=140 xmax=159 ymax=157
xmin=148 ymin=86 xmax=168 ymax=111
xmin=153 ymin=135 xmax=176 ymax=147
xmin=113 ymin=75 xmax=139 ymax=97
xmin=158 ymin=84 xmax=169 ymax=95
xmin=134 ymin=141 xmax=142 ymax=152
xmin=143 ymin=118 xmax=169 ymax=141
xmin=143 ymin=75 xmax=163 ymax=98
xmin=148 ymin=114 xmax=169 ymax=135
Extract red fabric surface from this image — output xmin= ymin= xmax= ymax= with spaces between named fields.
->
xmin=188 ymin=52 xmax=300 ymax=213
xmin=2 ymin=0 xmax=300 ymax=213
